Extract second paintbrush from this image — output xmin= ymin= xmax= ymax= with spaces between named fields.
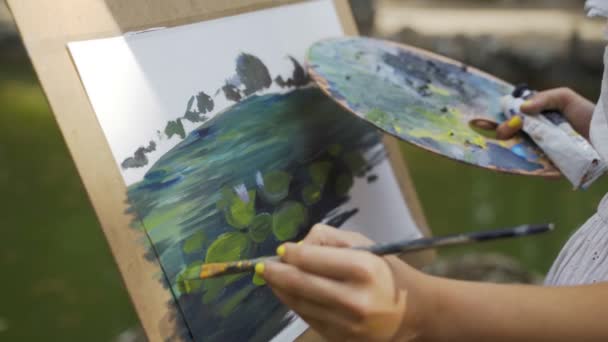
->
xmin=182 ymin=223 xmax=554 ymax=282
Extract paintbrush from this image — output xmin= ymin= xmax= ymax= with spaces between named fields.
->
xmin=183 ymin=223 xmax=554 ymax=281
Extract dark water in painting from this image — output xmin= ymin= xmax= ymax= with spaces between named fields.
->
xmin=126 ymin=87 xmax=383 ymax=341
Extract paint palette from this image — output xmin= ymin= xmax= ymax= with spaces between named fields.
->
xmin=307 ymin=37 xmax=559 ymax=177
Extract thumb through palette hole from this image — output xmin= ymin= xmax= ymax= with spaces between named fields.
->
xmin=469 ymin=118 xmax=501 ymax=140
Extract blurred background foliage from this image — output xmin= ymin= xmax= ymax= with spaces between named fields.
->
xmin=1 ymin=0 xmax=607 ymax=340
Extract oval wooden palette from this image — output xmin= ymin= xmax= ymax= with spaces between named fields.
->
xmin=307 ymin=37 xmax=559 ymax=177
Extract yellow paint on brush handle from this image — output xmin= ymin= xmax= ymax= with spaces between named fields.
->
xmin=195 ymin=256 xmax=279 ymax=279
xmin=199 ymin=260 xmax=255 ymax=279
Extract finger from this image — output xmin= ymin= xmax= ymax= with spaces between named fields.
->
xmin=520 ymin=87 xmax=576 ymax=114
xmin=495 ymin=115 xmax=523 ymax=140
xmin=274 ymin=289 xmax=363 ymax=342
xmin=297 ymin=313 xmax=345 ymax=342
xmin=297 ymin=314 xmax=335 ymax=340
xmin=272 ymin=288 xmax=360 ymax=328
xmin=262 ymin=261 xmax=360 ymax=310
xmin=304 ymin=224 xmax=373 ymax=247
xmin=279 ymin=242 xmax=379 ymax=281
xmin=273 ymin=289 xmax=330 ymax=332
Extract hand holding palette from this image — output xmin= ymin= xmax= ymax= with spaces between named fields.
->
xmin=307 ymin=37 xmax=560 ymax=177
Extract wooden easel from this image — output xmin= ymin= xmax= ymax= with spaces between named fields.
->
xmin=7 ymin=1 xmax=433 ymax=340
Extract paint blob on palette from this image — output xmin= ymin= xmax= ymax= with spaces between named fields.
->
xmin=307 ymin=37 xmax=559 ymax=177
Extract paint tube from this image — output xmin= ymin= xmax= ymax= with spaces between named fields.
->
xmin=500 ymin=85 xmax=607 ymax=189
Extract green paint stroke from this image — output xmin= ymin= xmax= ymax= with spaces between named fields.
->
xmin=308 ymin=161 xmax=332 ymax=187
xmin=248 ymin=213 xmax=272 ymax=243
xmin=165 ymin=119 xmax=186 ymax=139
xmin=216 ymin=187 xmax=234 ymax=211
xmin=205 ymin=232 xmax=251 ymax=263
xmin=260 ymin=170 xmax=292 ymax=204
xmin=302 ymin=184 xmax=322 ymax=205
xmin=182 ymin=231 xmax=207 ymax=254
xmin=335 ymin=173 xmax=354 ymax=197
xmin=202 ymin=278 xmax=225 ymax=304
xmin=408 ymin=107 xmax=487 ymax=149
xmin=224 ymin=190 xmax=257 ymax=230
xmin=205 ymin=232 xmax=251 ymax=293
xmin=365 ymin=108 xmax=393 ymax=127
xmin=176 ymin=261 xmax=204 ymax=294
xmin=218 ymin=284 xmax=257 ymax=317
xmin=428 ymin=84 xmax=451 ymax=97
xmin=272 ymin=201 xmax=308 ymax=241
xmin=343 ymin=151 xmax=367 ymax=175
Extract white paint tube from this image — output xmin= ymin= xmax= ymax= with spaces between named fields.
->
xmin=500 ymin=87 xmax=607 ymax=189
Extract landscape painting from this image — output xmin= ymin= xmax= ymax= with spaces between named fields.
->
xmin=68 ymin=1 xmax=420 ymax=341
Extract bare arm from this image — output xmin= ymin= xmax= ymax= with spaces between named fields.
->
xmin=423 ymin=276 xmax=608 ymax=341
xmin=261 ymin=225 xmax=608 ymax=341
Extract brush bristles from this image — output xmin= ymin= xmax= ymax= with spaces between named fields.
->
xmin=199 ymin=260 xmax=256 ymax=279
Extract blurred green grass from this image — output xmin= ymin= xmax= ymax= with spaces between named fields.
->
xmin=403 ymin=142 xmax=608 ymax=273
xmin=0 ymin=57 xmax=138 ymax=341
xmin=2 ymin=49 xmax=608 ymax=341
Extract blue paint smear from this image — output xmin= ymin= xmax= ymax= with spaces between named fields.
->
xmin=487 ymin=143 xmax=543 ymax=171
xmin=511 ymin=143 xmax=540 ymax=162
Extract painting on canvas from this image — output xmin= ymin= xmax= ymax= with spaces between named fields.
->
xmin=68 ymin=1 xmax=420 ymax=340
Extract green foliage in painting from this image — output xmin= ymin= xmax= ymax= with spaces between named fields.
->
xmin=216 ymin=187 xmax=233 ymax=211
xmin=248 ymin=213 xmax=272 ymax=243
xmin=205 ymin=232 xmax=251 ymax=263
xmin=218 ymin=284 xmax=257 ymax=317
xmin=224 ymin=190 xmax=256 ymax=230
xmin=335 ymin=172 xmax=354 ymax=197
xmin=202 ymin=278 xmax=225 ymax=304
xmin=365 ymin=108 xmax=391 ymax=126
xmin=343 ymin=151 xmax=367 ymax=175
xmin=176 ymin=145 xmax=369 ymax=294
xmin=205 ymin=231 xmax=252 ymax=297
xmin=302 ymin=184 xmax=322 ymax=205
xmin=259 ymin=170 xmax=292 ymax=204
xmin=176 ymin=261 xmax=204 ymax=295
xmin=165 ymin=119 xmax=186 ymax=139
xmin=308 ymin=161 xmax=332 ymax=187
xmin=272 ymin=201 xmax=308 ymax=241
xmin=182 ymin=231 xmax=207 ymax=254
xmin=172 ymin=134 xmax=372 ymax=302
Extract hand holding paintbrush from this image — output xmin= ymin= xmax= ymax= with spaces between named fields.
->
xmin=181 ymin=223 xmax=553 ymax=282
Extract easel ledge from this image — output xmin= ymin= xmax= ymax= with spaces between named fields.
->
xmin=7 ymin=0 xmax=433 ymax=340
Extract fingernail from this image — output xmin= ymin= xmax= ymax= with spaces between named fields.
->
xmin=297 ymin=241 xmax=303 ymax=246
xmin=255 ymin=262 xmax=265 ymax=275
xmin=520 ymin=100 xmax=533 ymax=109
xmin=507 ymin=115 xmax=522 ymax=128
xmin=276 ymin=244 xmax=286 ymax=257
